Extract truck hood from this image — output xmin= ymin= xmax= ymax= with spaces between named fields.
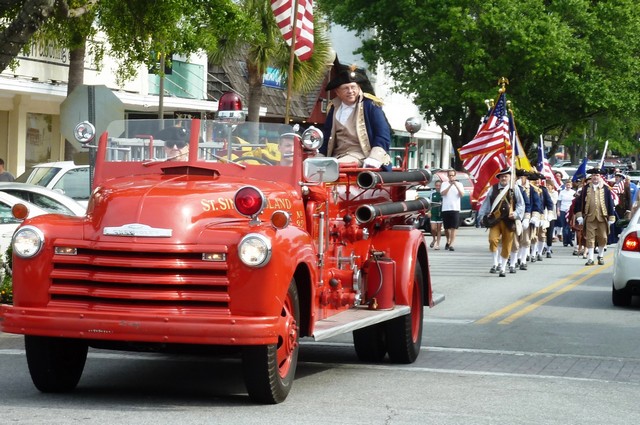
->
xmin=84 ymin=174 xmax=298 ymax=244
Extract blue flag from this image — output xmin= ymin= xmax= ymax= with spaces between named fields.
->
xmin=572 ymin=157 xmax=588 ymax=182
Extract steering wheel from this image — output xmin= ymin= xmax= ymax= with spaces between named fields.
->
xmin=232 ymin=156 xmax=275 ymax=165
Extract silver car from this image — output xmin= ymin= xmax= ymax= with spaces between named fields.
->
xmin=612 ymin=207 xmax=640 ymax=306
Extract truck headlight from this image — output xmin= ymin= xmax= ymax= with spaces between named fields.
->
xmin=13 ymin=226 xmax=44 ymax=258
xmin=238 ymin=234 xmax=271 ymax=267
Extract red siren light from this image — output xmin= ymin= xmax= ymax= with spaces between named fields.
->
xmin=219 ymin=92 xmax=243 ymax=111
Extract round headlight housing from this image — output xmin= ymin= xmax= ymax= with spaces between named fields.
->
xmin=13 ymin=226 xmax=44 ymax=258
xmin=238 ymin=233 xmax=272 ymax=267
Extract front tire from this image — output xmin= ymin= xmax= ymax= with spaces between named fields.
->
xmin=243 ymin=279 xmax=300 ymax=404
xmin=353 ymin=323 xmax=387 ymax=362
xmin=25 ymin=336 xmax=88 ymax=393
xmin=386 ymin=263 xmax=424 ymax=363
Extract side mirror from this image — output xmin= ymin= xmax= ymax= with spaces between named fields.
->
xmin=301 ymin=126 xmax=323 ymax=150
xmin=303 ymin=157 xmax=339 ymax=183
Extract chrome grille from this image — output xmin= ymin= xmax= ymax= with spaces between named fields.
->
xmin=49 ymin=246 xmax=230 ymax=313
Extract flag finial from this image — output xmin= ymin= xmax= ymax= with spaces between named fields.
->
xmin=498 ymin=77 xmax=509 ymax=94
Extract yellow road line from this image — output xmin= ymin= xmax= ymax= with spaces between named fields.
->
xmin=498 ymin=263 xmax=610 ymax=324
xmin=476 ymin=253 xmax=613 ymax=325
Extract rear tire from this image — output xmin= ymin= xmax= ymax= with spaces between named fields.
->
xmin=25 ymin=336 xmax=88 ymax=393
xmin=353 ymin=323 xmax=387 ymax=362
xmin=242 ymin=279 xmax=299 ymax=404
xmin=612 ymin=283 xmax=632 ymax=307
xmin=386 ymin=263 xmax=424 ymax=363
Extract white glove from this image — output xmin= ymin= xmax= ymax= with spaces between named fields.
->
xmin=577 ymin=217 xmax=584 ymax=226
xmin=521 ymin=218 xmax=530 ymax=228
xmin=530 ymin=217 xmax=539 ymax=228
xmin=609 ymin=217 xmax=616 ymax=224
xmin=363 ymin=157 xmax=382 ymax=169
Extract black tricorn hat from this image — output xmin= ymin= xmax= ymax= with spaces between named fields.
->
xmin=326 ymin=64 xmax=373 ymax=92
xmin=496 ymin=167 xmax=512 ymax=177
xmin=155 ymin=126 xmax=189 ymax=142
xmin=515 ymin=168 xmax=528 ymax=177
xmin=586 ymin=167 xmax=606 ymax=175
xmin=527 ymin=171 xmax=542 ymax=180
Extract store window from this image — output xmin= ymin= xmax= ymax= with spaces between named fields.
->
xmin=25 ymin=113 xmax=54 ymax=168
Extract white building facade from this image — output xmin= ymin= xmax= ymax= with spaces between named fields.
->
xmin=0 ymin=40 xmax=216 ymax=177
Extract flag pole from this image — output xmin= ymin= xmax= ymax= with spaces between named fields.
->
xmin=599 ymin=140 xmax=609 ymax=169
xmin=284 ymin=0 xmax=299 ymax=124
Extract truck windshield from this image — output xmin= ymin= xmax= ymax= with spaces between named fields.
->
xmin=104 ymin=119 xmax=295 ymax=167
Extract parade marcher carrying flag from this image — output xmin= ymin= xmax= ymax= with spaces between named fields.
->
xmin=458 ymin=78 xmax=513 ymax=203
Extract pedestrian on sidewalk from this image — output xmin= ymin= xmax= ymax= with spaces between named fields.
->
xmin=429 ymin=180 xmax=443 ymax=250
xmin=440 ymin=169 xmax=464 ymax=251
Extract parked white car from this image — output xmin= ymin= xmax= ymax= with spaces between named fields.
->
xmin=16 ymin=161 xmax=90 ymax=207
xmin=0 ymin=191 xmax=49 ymax=258
xmin=612 ymin=206 xmax=640 ymax=306
xmin=0 ymin=182 xmax=86 ymax=216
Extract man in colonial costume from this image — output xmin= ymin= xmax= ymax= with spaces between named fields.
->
xmin=574 ymin=167 xmax=616 ymax=265
xmin=321 ymin=65 xmax=392 ymax=170
xmin=478 ymin=167 xmax=526 ymax=277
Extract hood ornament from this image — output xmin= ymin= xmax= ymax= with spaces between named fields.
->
xmin=103 ymin=223 xmax=172 ymax=237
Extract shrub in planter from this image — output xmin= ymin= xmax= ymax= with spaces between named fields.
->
xmin=0 ymin=245 xmax=12 ymax=304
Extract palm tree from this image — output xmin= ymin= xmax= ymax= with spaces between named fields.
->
xmin=209 ymin=0 xmax=333 ymax=122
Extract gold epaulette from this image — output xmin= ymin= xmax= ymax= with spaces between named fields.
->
xmin=363 ymin=92 xmax=384 ymax=106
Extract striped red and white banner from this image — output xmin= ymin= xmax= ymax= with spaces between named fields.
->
xmin=271 ymin=0 xmax=314 ymax=61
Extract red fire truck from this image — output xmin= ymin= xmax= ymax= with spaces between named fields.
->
xmin=1 ymin=118 xmax=436 ymax=403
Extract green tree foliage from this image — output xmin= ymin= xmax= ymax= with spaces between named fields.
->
xmin=1 ymin=0 xmax=250 ymax=86
xmin=0 ymin=0 xmax=59 ymax=72
xmin=318 ymin=0 xmax=640 ymax=164
xmin=97 ymin=0 xmax=250 ymax=85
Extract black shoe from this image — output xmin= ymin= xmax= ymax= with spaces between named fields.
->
xmin=509 ymin=266 xmax=517 ymax=274
xmin=490 ymin=266 xmax=497 ymax=274
xmin=531 ymin=256 xmax=537 ymax=263
xmin=537 ymin=254 xmax=543 ymax=262
xmin=598 ymin=257 xmax=604 ymax=265
xmin=585 ymin=259 xmax=594 ymax=266
xmin=499 ymin=269 xmax=506 ymax=277
xmin=519 ymin=263 xmax=528 ymax=270
xmin=546 ymin=252 xmax=552 ymax=258
xmin=448 ymin=246 xmax=455 ymax=251
xmin=445 ymin=243 xmax=450 ymax=250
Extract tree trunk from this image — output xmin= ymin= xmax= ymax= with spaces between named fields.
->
xmin=67 ymin=44 xmax=85 ymax=96
xmin=246 ymin=60 xmax=263 ymax=123
xmin=0 ymin=0 xmax=57 ymax=72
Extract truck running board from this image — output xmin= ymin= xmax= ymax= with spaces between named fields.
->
xmin=312 ymin=305 xmax=411 ymax=341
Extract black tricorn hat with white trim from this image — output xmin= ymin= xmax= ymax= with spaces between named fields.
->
xmin=586 ymin=167 xmax=606 ymax=175
xmin=496 ymin=167 xmax=512 ymax=177
xmin=326 ymin=64 xmax=373 ymax=93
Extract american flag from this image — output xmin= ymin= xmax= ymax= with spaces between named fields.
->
xmin=536 ymin=140 xmax=561 ymax=190
xmin=459 ymin=93 xmax=512 ymax=202
xmin=459 ymin=93 xmax=510 ymax=160
xmin=271 ymin=0 xmax=314 ymax=61
xmin=610 ymin=179 xmax=625 ymax=206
